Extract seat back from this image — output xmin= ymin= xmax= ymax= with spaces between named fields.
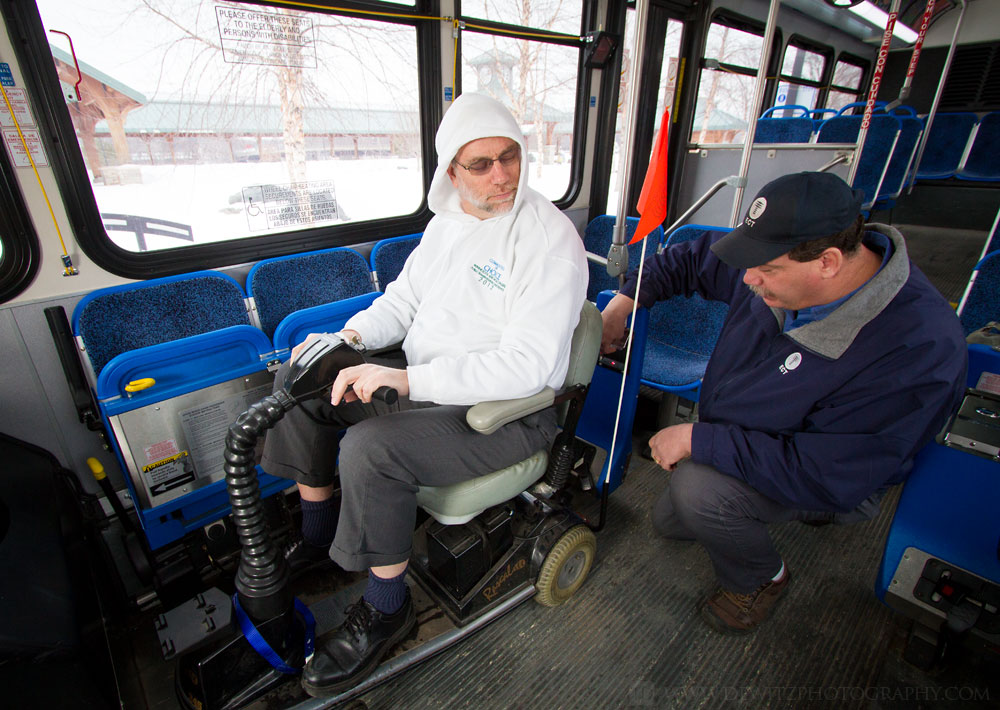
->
xmin=957 ymin=250 xmax=1000 ymax=335
xmin=371 ymin=234 xmax=422 ymax=290
xmin=74 ymin=271 xmax=252 ymax=378
xmin=914 ymin=112 xmax=978 ymax=180
xmin=247 ymin=247 xmax=375 ymax=337
xmin=957 ymin=111 xmax=1000 ymax=181
xmin=818 ymin=114 xmax=900 ymax=208
xmin=415 ymin=301 xmax=602 ymax=524
xmin=810 ymin=108 xmax=838 ymax=132
xmin=583 ymin=215 xmax=662 ymax=302
xmin=640 ymin=226 xmax=730 ymax=399
xmin=875 ymin=108 xmax=923 ymax=204
xmin=756 ymin=105 xmax=814 ymax=143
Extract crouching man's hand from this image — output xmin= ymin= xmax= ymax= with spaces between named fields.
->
xmin=649 ymin=423 xmax=693 ymax=471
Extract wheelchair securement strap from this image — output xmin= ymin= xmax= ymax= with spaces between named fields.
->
xmin=232 ymin=593 xmax=316 ymax=674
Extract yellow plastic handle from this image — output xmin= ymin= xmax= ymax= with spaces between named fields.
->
xmin=125 ymin=377 xmax=156 ymax=393
xmin=86 ymin=457 xmax=106 ymax=481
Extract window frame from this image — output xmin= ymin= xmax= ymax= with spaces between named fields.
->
xmin=825 ymin=52 xmax=870 ymax=110
xmin=774 ymin=35 xmax=833 ymax=111
xmin=0 ymin=139 xmax=41 ymax=303
xmin=1 ymin=0 xmax=442 ymax=279
xmin=690 ymin=10 xmax=781 ymax=144
xmin=455 ymin=7 xmax=591 ymax=210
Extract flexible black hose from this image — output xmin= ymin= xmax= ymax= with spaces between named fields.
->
xmin=225 ymin=389 xmax=297 ymax=620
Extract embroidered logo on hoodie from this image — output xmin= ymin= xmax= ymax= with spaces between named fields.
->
xmin=472 ymin=258 xmax=507 ymax=292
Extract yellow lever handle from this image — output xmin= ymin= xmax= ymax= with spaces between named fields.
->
xmin=125 ymin=377 xmax=156 ymax=393
xmin=86 ymin=457 xmax=106 ymax=481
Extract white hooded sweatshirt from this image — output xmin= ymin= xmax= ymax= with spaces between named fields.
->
xmin=344 ymin=93 xmax=588 ymax=405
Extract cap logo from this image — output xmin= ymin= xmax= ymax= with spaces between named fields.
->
xmin=749 ymin=197 xmax=767 ymax=220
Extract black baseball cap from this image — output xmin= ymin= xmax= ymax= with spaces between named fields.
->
xmin=710 ymin=172 xmax=864 ymax=268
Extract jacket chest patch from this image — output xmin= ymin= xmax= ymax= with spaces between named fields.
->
xmin=779 ymin=351 xmax=802 ymax=374
xmin=471 ymin=258 xmax=508 ymax=292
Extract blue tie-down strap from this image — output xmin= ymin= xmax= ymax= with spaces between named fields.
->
xmin=232 ymin=593 xmax=316 ymax=674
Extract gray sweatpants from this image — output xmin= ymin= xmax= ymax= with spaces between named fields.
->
xmin=652 ymin=461 xmax=884 ymax=594
xmin=260 ymin=359 xmax=557 ymax=571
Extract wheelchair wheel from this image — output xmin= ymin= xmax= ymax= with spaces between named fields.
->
xmin=535 ymin=525 xmax=596 ymax=607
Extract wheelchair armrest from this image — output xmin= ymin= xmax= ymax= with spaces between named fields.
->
xmin=466 ymin=387 xmax=556 ymax=435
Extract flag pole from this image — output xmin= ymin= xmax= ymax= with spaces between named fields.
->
xmin=608 ymin=0 xmax=651 ymax=281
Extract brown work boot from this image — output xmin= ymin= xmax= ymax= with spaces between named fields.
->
xmin=699 ymin=568 xmax=791 ymax=634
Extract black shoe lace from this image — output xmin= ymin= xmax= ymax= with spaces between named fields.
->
xmin=341 ymin=599 xmax=374 ymax=640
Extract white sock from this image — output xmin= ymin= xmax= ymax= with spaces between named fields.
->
xmin=771 ymin=561 xmax=786 ymax=582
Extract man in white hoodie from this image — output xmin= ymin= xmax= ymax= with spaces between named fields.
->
xmin=260 ymin=93 xmax=588 ymax=696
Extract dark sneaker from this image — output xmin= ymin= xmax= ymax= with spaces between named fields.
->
xmin=301 ymin=590 xmax=416 ymax=697
xmin=699 ymin=569 xmax=791 ymax=634
xmin=284 ymin=539 xmax=336 ymax=579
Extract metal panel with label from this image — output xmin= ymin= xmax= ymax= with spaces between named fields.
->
xmin=108 ymin=371 xmax=274 ymax=510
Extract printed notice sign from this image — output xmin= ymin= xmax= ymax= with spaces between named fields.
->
xmin=0 ymin=88 xmax=35 ymax=128
xmin=178 ymin=383 xmax=272 ymax=480
xmin=2 ymin=127 xmax=47 ymax=167
xmin=241 ymin=180 xmax=342 ymax=231
xmin=216 ymin=6 xmax=316 ymax=68
xmin=0 ymin=63 xmax=14 ymax=87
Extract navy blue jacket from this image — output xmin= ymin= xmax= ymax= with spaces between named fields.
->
xmin=622 ymin=225 xmax=967 ymax=512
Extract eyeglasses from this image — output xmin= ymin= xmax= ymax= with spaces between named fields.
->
xmin=452 ymin=147 xmax=520 ymax=176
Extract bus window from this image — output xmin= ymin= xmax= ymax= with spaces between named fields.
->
xmin=692 ymin=20 xmax=765 ymax=144
xmin=606 ymin=12 xmax=683 ymax=215
xmin=459 ymin=3 xmax=584 ymax=202
xmin=35 ymin=0 xmax=425 ymax=253
xmin=827 ymin=56 xmax=867 ymax=112
xmin=461 ymin=0 xmax=581 ymax=35
xmin=775 ymin=40 xmax=830 ymax=114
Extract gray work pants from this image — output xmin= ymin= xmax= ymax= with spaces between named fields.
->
xmin=260 ymin=359 xmax=557 ymax=571
xmin=652 ymin=461 xmax=884 ymax=594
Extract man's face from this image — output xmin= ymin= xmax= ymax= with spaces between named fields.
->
xmin=447 ymin=136 xmax=521 ymax=219
xmin=742 ymin=252 xmax=825 ymax=311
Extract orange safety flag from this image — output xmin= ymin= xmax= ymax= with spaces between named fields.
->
xmin=631 ymin=108 xmax=670 ymax=245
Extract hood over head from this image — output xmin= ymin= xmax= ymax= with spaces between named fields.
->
xmin=427 ymin=93 xmax=529 ymax=218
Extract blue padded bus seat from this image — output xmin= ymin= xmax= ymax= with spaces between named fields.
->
xmin=755 ymin=105 xmax=814 ymax=143
xmin=371 ymin=233 xmax=422 ymax=290
xmin=957 ymin=250 xmax=1000 ymax=335
xmin=810 ymin=108 xmax=838 ymax=132
xmin=914 ymin=112 xmax=978 ymax=180
xmin=957 ymin=111 xmax=1000 ymax=181
xmin=640 ymin=225 xmax=730 ymax=400
xmin=755 ymin=117 xmax=815 ymax=143
xmin=582 ymin=215 xmax=662 ymax=303
xmin=983 ymin=206 xmax=1000 ymax=256
xmin=73 ymin=271 xmax=251 ymax=377
xmin=817 ymin=114 xmax=900 ymax=209
xmin=873 ymin=115 xmax=923 ymax=207
xmin=248 ymin=247 xmax=375 ymax=337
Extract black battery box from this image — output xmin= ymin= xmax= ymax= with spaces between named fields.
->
xmin=426 ymin=504 xmax=514 ymax=598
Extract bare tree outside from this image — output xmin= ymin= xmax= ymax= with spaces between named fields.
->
xmin=461 ymin=0 xmax=581 ymax=179
xmin=37 ymin=0 xmax=426 ymax=248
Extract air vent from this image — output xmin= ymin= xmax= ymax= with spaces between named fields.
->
xmin=940 ymin=42 xmax=1000 ymax=111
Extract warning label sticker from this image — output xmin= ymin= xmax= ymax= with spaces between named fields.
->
xmin=144 ymin=439 xmax=180 ymax=463
xmin=241 ymin=180 xmax=342 ymax=231
xmin=216 ymin=6 xmax=316 ymax=68
xmin=142 ymin=451 xmax=196 ymax=498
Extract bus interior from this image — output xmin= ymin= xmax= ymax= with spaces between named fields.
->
xmin=0 ymin=0 xmax=997 ymax=708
